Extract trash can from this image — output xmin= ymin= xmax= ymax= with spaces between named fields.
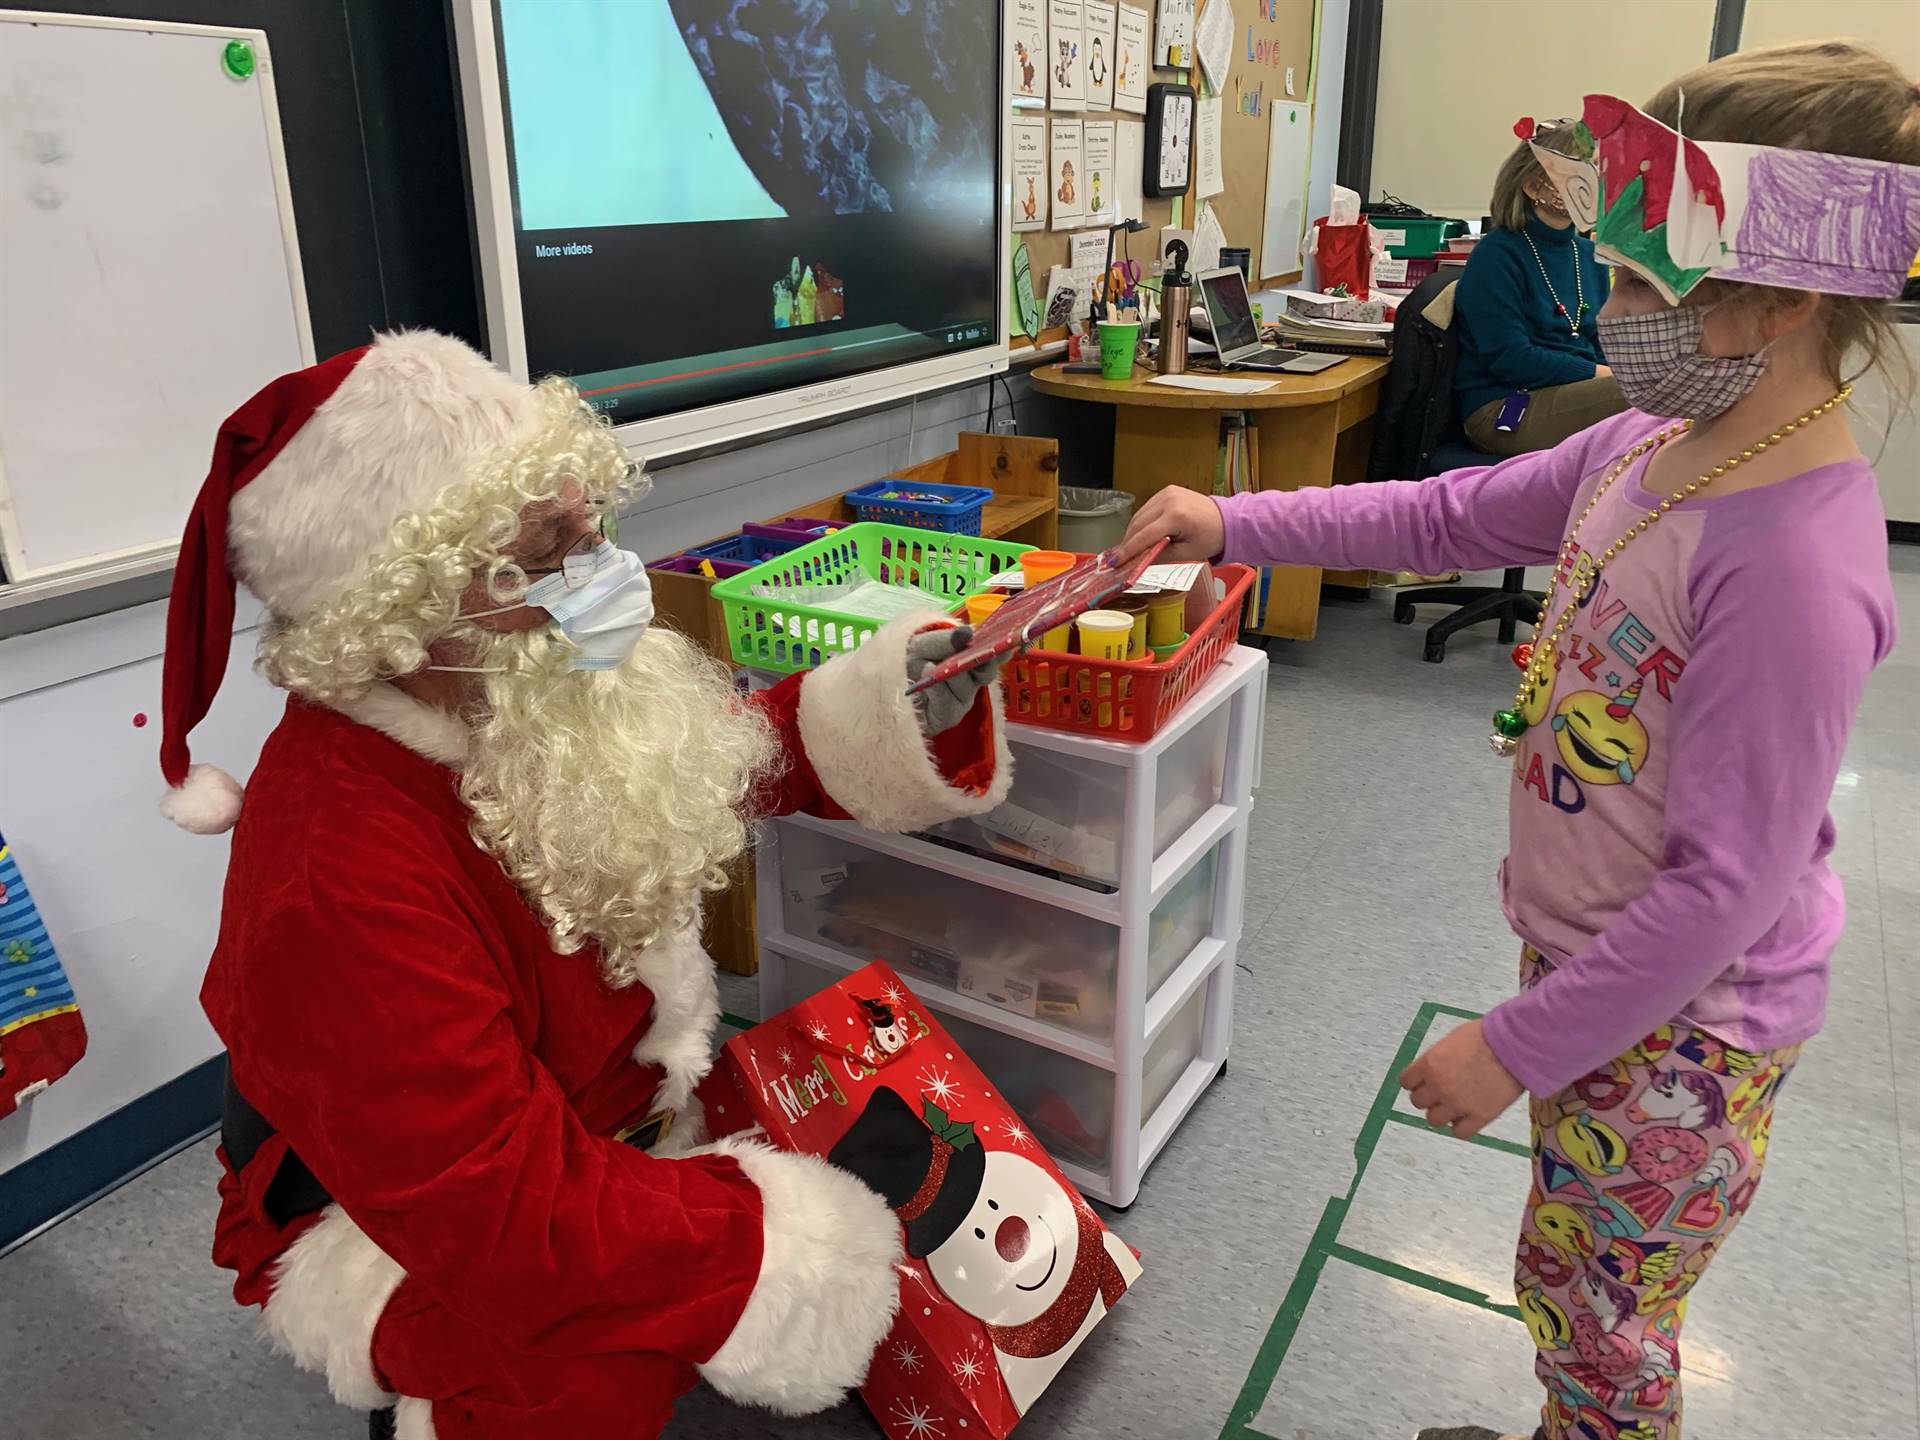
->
xmin=1056 ymin=486 xmax=1137 ymax=554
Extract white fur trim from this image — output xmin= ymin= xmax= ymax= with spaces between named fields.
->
xmin=393 ymin=1396 xmax=437 ymax=1440
xmin=627 ymin=926 xmax=721 ymax=1116
xmin=159 ymin=762 xmax=246 ymax=834
xmin=230 ymin=331 xmax=544 ymax=620
xmin=328 ymin=683 xmax=473 ymax=767
xmin=650 ymin=1101 xmax=711 ymax=1158
xmin=696 ymin=1138 xmax=903 ymax=1415
xmin=796 ymin=614 xmax=1013 ymax=833
xmin=260 ymin=1205 xmax=406 ymax=1410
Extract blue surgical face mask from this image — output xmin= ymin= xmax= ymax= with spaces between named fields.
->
xmin=436 ymin=542 xmax=654 ymax=674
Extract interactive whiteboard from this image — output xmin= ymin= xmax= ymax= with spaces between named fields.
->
xmin=0 ymin=13 xmax=311 ymax=592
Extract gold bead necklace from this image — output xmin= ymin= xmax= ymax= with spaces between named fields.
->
xmin=1488 ymin=385 xmax=1852 ymax=756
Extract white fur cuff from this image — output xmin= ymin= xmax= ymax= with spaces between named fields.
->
xmin=261 ymin=1206 xmax=406 ymax=1410
xmin=796 ymin=613 xmax=1012 ymax=834
xmin=696 ymin=1138 xmax=903 ymax=1415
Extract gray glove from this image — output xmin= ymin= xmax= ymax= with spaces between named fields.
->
xmin=906 ymin=625 xmax=1004 ymax=736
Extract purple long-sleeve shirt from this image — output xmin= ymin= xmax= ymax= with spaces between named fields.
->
xmin=1217 ymin=409 xmax=1896 ymax=1093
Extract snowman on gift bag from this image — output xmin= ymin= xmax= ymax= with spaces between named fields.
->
xmin=831 ymin=1087 xmax=1142 ymax=1415
xmin=855 ymin=994 xmax=912 ymax=1059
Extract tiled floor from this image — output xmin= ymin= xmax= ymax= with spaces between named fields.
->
xmin=4 ymin=553 xmax=1915 ymax=1440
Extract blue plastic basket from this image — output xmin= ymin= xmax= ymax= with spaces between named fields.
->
xmin=843 ymin=479 xmax=993 ymax=535
xmin=685 ymin=532 xmax=803 ymax=566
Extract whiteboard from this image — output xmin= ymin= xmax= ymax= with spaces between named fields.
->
xmin=0 ymin=13 xmax=311 ymax=587
xmin=1260 ymin=102 xmax=1314 ymax=281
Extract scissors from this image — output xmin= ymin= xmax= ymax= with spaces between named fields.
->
xmin=1106 ymin=258 xmax=1142 ymax=304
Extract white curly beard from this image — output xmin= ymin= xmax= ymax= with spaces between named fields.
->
xmin=457 ymin=623 xmax=777 ymax=986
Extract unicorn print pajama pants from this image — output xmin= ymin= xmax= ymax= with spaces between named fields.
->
xmin=1512 ymin=952 xmax=1799 ymax=1440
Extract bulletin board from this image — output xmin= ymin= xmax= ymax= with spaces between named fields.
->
xmin=1206 ymin=0 xmax=1317 ymax=284
xmin=1008 ymin=0 xmax=1184 ymax=347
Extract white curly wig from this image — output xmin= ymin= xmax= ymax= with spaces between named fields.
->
xmin=251 ymin=357 xmax=774 ymax=976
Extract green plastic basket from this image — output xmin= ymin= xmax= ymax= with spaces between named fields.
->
xmin=712 ymin=522 xmax=1035 ymax=674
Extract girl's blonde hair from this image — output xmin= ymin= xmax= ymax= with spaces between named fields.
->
xmin=1488 ymin=140 xmax=1551 ymax=231
xmin=1645 ymin=40 xmax=1920 ymax=389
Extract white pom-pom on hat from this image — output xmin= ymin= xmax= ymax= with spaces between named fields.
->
xmin=159 ymin=763 xmax=246 ymax=835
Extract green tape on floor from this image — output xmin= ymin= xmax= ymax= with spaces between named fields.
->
xmin=1383 ymin=1105 xmax=1534 ymax=1160
xmin=1327 ymin=1242 xmax=1524 ymax=1324
xmin=1219 ymin=1000 xmax=1516 ymax=1439
xmin=720 ymin=1010 xmax=754 ymax=1031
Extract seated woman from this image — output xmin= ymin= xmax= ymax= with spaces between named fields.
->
xmin=1453 ymin=129 xmax=1624 ymax=454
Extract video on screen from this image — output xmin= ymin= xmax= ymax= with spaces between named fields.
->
xmin=493 ymin=0 xmax=1001 ymax=430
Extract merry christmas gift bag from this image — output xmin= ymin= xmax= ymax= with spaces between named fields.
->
xmin=718 ymin=961 xmax=1141 ymax=1438
xmin=0 ymin=830 xmax=88 ymax=1116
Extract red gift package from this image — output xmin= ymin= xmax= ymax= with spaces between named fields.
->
xmin=719 ymin=961 xmax=1142 ymax=1437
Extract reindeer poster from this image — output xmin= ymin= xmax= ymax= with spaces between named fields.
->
xmin=1013 ymin=117 xmax=1048 ymax=232
xmin=1010 ymin=0 xmax=1047 ymax=107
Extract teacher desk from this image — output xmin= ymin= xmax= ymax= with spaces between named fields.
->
xmin=1029 ymin=356 xmax=1390 ymax=640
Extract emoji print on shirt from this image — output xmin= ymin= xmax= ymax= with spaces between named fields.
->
xmin=1552 ymin=679 xmax=1650 ymax=786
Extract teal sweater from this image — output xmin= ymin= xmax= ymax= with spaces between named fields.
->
xmin=1452 ymin=214 xmax=1608 ymax=421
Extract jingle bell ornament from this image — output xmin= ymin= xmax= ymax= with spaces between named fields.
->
xmin=1511 ymin=642 xmax=1533 ymax=670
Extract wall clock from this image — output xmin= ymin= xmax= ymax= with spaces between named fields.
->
xmin=1144 ymin=83 xmax=1195 ymax=198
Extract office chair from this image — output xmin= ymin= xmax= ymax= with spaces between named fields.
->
xmin=1366 ymin=270 xmax=1544 ymax=662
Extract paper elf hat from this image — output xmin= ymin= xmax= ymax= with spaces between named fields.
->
xmin=1529 ymin=93 xmax=1920 ymax=303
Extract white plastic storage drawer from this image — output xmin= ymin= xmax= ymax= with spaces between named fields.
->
xmin=1147 ymin=844 xmax=1218 ymax=996
xmin=774 ymin=824 xmax=1216 ymax=1042
xmin=1144 ymin=984 xmax=1208 ymax=1124
xmin=766 ymin=949 xmax=1124 ymax=1170
xmin=920 ymin=704 xmax=1231 ymax=887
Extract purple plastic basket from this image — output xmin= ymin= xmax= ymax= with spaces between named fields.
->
xmin=650 ymin=553 xmax=750 ymax=579
xmin=745 ymin=518 xmax=839 ymax=544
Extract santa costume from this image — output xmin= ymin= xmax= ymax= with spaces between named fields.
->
xmin=162 ymin=331 xmax=1013 ymax=1438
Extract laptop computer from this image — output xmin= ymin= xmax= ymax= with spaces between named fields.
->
xmin=1194 ymin=267 xmax=1347 ymax=374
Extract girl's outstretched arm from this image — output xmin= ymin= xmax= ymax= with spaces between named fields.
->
xmin=1116 ymin=409 xmax=1654 ymax=572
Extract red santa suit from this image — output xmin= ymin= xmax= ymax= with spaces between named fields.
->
xmin=156 ymin=333 xmax=1013 ymax=1439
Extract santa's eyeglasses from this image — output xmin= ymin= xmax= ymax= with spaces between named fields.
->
xmin=522 ymin=506 xmax=621 ymax=590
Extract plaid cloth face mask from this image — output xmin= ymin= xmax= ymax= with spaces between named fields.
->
xmin=1596 ymin=302 xmax=1771 ymax=420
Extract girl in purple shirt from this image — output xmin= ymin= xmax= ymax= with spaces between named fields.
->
xmin=1121 ymin=42 xmax=1918 ymax=1440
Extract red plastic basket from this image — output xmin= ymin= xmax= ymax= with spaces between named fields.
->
xmin=999 ymin=564 xmax=1254 ymax=740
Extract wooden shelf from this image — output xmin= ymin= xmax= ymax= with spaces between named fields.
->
xmin=983 ymin=494 xmax=1056 ymax=539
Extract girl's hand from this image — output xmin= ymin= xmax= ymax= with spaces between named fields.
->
xmin=1113 ymin=486 xmax=1224 ymax=565
xmin=1399 ymin=1018 xmax=1523 ymax=1139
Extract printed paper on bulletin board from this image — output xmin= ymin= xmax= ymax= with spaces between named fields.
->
xmin=1009 ymin=0 xmax=1178 ymax=346
xmin=1210 ymin=0 xmax=1315 ymax=282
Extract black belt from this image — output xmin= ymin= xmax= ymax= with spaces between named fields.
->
xmin=222 ymin=1066 xmax=673 ymax=1229
xmin=222 ymin=1067 xmax=334 ymax=1226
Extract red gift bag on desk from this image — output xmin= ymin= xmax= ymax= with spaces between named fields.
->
xmin=718 ymin=960 xmax=1142 ymax=1437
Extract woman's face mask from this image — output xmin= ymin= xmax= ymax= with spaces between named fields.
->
xmin=1596 ymin=301 xmax=1771 ymax=420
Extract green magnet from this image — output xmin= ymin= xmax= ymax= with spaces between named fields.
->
xmin=222 ymin=40 xmax=256 ymax=81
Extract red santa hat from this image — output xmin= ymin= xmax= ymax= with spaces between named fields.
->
xmin=160 ymin=331 xmax=543 ymax=834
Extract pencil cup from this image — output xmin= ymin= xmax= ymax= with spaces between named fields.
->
xmin=1096 ymin=320 xmax=1141 ymax=380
